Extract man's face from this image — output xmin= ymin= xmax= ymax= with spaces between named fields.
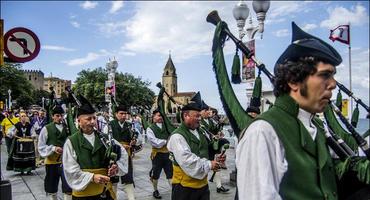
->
xmin=200 ymin=109 xmax=209 ymax=118
xmin=78 ymin=113 xmax=97 ymax=134
xmin=20 ymin=113 xmax=28 ymax=123
xmin=52 ymin=114 xmax=63 ymax=124
xmin=290 ymin=62 xmax=336 ymax=113
xmin=116 ymin=111 xmax=128 ymax=122
xmin=152 ymin=112 xmax=163 ymax=123
xmin=183 ymin=110 xmax=201 ymax=130
xmin=39 ymin=111 xmax=45 ymax=118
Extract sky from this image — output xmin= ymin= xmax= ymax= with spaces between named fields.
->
xmin=2 ymin=1 xmax=369 ymax=117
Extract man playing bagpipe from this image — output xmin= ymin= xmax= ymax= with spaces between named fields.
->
xmin=63 ymin=95 xmax=128 ymax=200
xmin=167 ymin=93 xmax=226 ymax=200
xmin=107 ymin=105 xmax=138 ymax=200
xmin=6 ymin=111 xmax=36 ymax=174
xmin=38 ymin=105 xmax=72 ymax=200
xmin=236 ymin=22 xmax=370 ymax=200
xmin=147 ymin=108 xmax=173 ymax=199
xmin=199 ymin=101 xmax=229 ymax=194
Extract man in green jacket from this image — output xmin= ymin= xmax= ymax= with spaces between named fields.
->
xmin=167 ymin=94 xmax=225 ymax=200
xmin=236 ymin=21 xmax=343 ymax=200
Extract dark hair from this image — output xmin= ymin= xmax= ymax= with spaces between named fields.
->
xmin=273 ymin=57 xmax=321 ymax=97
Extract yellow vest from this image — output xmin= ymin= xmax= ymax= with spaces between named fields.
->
xmin=150 ymin=146 xmax=169 ymax=160
xmin=172 ymin=165 xmax=208 ymax=188
xmin=72 ymin=168 xmax=116 ymax=200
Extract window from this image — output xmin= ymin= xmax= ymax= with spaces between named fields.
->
xmin=29 ymin=75 xmax=31 ymax=80
xmin=166 ymin=71 xmax=169 ymax=76
xmin=34 ymin=77 xmax=37 ymax=80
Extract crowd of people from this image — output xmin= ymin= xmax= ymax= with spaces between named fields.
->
xmin=1 ymin=21 xmax=369 ymax=200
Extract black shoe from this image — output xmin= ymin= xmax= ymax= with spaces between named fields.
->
xmin=217 ymin=186 xmax=229 ymax=193
xmin=153 ymin=190 xmax=162 ymax=199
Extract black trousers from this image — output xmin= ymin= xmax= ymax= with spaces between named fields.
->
xmin=171 ymin=184 xmax=210 ymax=200
xmin=45 ymin=164 xmax=72 ymax=194
xmin=151 ymin=152 xmax=173 ymax=180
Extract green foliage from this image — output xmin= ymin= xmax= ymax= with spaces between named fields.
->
xmin=0 ymin=63 xmax=36 ymax=109
xmin=73 ymin=67 xmax=155 ymax=109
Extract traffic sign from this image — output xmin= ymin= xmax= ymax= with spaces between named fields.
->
xmin=4 ymin=27 xmax=40 ymax=63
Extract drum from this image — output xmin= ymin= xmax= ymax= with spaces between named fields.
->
xmin=15 ymin=138 xmax=35 ymax=154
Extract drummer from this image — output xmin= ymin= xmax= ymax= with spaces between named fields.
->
xmin=6 ymin=111 xmax=36 ymax=174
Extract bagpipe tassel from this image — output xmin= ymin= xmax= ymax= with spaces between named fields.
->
xmin=351 ymin=103 xmax=359 ymax=128
xmin=231 ymin=48 xmax=241 ymax=84
xmin=336 ymin=90 xmax=342 ymax=111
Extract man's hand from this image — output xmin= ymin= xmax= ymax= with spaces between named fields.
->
xmin=123 ymin=144 xmax=131 ymax=150
xmin=130 ymin=139 xmax=136 ymax=146
xmin=215 ymin=153 xmax=226 ymax=163
xmin=211 ymin=160 xmax=220 ymax=172
xmin=92 ymin=174 xmax=110 ymax=184
xmin=55 ymin=147 xmax=63 ymax=154
xmin=108 ymin=164 xmax=118 ymax=177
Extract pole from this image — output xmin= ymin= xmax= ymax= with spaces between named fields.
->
xmin=348 ymin=23 xmax=352 ymax=119
xmin=8 ymin=89 xmax=11 ymax=110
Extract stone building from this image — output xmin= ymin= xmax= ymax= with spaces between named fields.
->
xmin=43 ymin=75 xmax=71 ymax=98
xmin=161 ymin=54 xmax=196 ymax=113
xmin=22 ymin=70 xmax=44 ymax=90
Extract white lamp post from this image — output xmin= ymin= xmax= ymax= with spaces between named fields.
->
xmin=233 ymin=0 xmax=270 ymax=41
xmin=8 ymin=89 xmax=12 ymax=110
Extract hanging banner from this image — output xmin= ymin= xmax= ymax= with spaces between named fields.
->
xmin=342 ymin=99 xmax=349 ymax=118
xmin=242 ymin=39 xmax=256 ymax=82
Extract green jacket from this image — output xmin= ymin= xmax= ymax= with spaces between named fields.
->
xmin=256 ymin=95 xmax=338 ymax=200
xmin=172 ymin=123 xmax=209 ymax=166
xmin=68 ymin=131 xmax=107 ymax=169
xmin=149 ymin=123 xmax=169 ymax=140
xmin=110 ymin=120 xmax=132 ymax=143
xmin=45 ymin=122 xmax=69 ymax=147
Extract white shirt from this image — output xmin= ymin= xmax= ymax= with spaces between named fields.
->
xmin=62 ymin=133 xmax=128 ymax=191
xmin=38 ymin=123 xmax=64 ymax=157
xmin=146 ymin=123 xmax=167 ymax=148
xmin=167 ymin=128 xmax=212 ymax=180
xmin=236 ymin=108 xmax=317 ymax=200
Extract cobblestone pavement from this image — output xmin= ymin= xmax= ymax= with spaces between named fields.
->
xmin=1 ymin=139 xmax=237 ymax=200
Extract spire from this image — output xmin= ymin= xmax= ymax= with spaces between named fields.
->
xmin=164 ymin=52 xmax=176 ymax=74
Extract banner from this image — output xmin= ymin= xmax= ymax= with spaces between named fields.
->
xmin=105 ymin=80 xmax=115 ymax=102
xmin=242 ymin=39 xmax=256 ymax=82
xmin=341 ymin=99 xmax=349 ymax=118
xmin=329 ymin=24 xmax=350 ymax=45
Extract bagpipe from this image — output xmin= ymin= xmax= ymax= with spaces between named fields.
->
xmin=65 ymin=86 xmax=120 ymax=165
xmin=155 ymin=82 xmax=178 ymax=134
xmin=207 ymin=10 xmax=370 ymax=199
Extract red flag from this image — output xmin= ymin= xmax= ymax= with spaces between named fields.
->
xmin=329 ymin=25 xmax=350 ymax=45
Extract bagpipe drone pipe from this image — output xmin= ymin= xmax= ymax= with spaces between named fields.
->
xmin=206 ymin=10 xmax=370 ymax=199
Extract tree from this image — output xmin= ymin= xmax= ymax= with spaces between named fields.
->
xmin=73 ymin=67 xmax=155 ymax=110
xmin=0 ymin=63 xmax=36 ymax=109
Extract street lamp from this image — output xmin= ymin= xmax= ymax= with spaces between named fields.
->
xmin=8 ymin=89 xmax=12 ymax=110
xmin=233 ymin=0 xmax=270 ymax=41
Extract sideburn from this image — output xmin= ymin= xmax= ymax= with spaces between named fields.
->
xmin=299 ymin=81 xmax=309 ymax=97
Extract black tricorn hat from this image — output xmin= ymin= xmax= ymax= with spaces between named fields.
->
xmin=201 ymin=100 xmax=209 ymax=110
xmin=152 ymin=108 xmax=160 ymax=115
xmin=116 ymin=105 xmax=129 ymax=113
xmin=182 ymin=92 xmax=203 ymax=111
xmin=246 ymin=106 xmax=260 ymax=114
xmin=77 ymin=95 xmax=96 ymax=117
xmin=276 ymin=22 xmax=342 ymax=67
xmin=52 ymin=105 xmax=65 ymax=115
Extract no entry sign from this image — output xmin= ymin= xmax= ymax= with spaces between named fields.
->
xmin=4 ymin=27 xmax=40 ymax=63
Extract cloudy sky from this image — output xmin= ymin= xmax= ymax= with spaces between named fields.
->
xmin=2 ymin=1 xmax=369 ymax=117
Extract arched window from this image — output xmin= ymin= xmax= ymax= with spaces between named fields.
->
xmin=29 ymin=75 xmax=31 ymax=80
xmin=166 ymin=71 xmax=169 ymax=76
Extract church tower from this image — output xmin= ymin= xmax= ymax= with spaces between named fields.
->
xmin=162 ymin=53 xmax=177 ymax=96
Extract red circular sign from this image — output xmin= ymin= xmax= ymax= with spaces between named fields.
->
xmin=4 ymin=27 xmax=41 ymax=63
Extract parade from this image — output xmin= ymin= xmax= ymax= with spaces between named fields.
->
xmin=1 ymin=1 xmax=370 ymax=200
